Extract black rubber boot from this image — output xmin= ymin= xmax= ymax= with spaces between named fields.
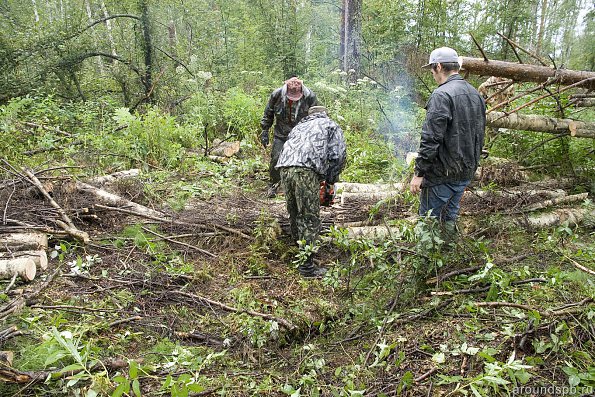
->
xmin=266 ymin=184 xmax=277 ymax=198
xmin=298 ymin=257 xmax=327 ymax=278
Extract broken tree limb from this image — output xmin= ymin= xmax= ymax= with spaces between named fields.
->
xmin=0 ymin=233 xmax=48 ymax=251
xmin=140 ymin=226 xmax=216 ymax=258
xmin=487 ymin=112 xmax=595 ymax=138
xmin=23 ymin=169 xmax=89 ymax=243
xmin=563 ymin=255 xmax=595 ymax=277
xmin=460 ymin=57 xmax=595 ymax=89
xmin=0 ymin=250 xmax=48 ymax=270
xmin=0 ymin=258 xmax=36 ymax=281
xmin=0 ymin=358 xmax=128 ymax=384
xmin=173 ymin=290 xmax=297 ymax=331
xmin=475 ymin=298 xmax=593 ymax=317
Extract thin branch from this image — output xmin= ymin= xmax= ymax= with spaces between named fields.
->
xmin=470 ymin=33 xmax=488 ymax=62
xmin=497 ymin=32 xmax=549 ymax=66
xmin=140 ymin=226 xmax=216 ymax=258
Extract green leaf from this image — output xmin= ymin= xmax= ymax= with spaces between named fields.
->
xmin=129 ymin=360 xmax=138 ymax=379
xmin=132 ymin=379 xmax=141 ymax=397
xmin=111 ymin=380 xmax=130 ymax=397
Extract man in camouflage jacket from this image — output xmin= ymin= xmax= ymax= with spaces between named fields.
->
xmin=261 ymin=76 xmax=318 ymax=198
xmin=276 ymin=106 xmax=347 ymax=277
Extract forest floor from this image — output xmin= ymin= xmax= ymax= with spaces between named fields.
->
xmin=0 ymin=164 xmax=594 ymax=397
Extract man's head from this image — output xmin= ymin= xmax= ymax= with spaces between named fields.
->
xmin=308 ymin=105 xmax=327 ymax=116
xmin=422 ymin=47 xmax=461 ymax=84
xmin=285 ymin=77 xmax=303 ymax=101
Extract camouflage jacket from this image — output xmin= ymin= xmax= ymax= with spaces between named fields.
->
xmin=275 ymin=113 xmax=347 ymax=184
xmin=260 ymin=84 xmax=318 ymax=141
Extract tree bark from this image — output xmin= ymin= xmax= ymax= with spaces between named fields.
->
xmin=0 ymin=233 xmax=48 ymax=251
xmin=340 ymin=0 xmax=362 ymax=81
xmin=0 ymin=251 xmax=48 ymax=270
xmin=487 ymin=111 xmax=595 ymax=138
xmin=0 ymin=258 xmax=36 ymax=281
xmin=460 ymin=57 xmax=595 ymax=89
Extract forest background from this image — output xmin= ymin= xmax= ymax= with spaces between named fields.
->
xmin=0 ymin=0 xmax=594 ymax=396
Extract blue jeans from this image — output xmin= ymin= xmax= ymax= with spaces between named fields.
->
xmin=419 ymin=181 xmax=469 ymax=222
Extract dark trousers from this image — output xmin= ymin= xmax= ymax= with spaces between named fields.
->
xmin=269 ymin=137 xmax=286 ymax=186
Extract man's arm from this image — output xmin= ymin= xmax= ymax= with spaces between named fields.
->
xmin=260 ymin=90 xmax=278 ymax=146
xmin=326 ymin=125 xmax=347 ymax=184
xmin=414 ymin=92 xmax=451 ymax=178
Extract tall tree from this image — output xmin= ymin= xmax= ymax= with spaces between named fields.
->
xmin=340 ymin=0 xmax=362 ymax=81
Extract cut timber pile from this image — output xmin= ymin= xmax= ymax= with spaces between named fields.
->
xmin=0 ymin=233 xmax=48 ymax=281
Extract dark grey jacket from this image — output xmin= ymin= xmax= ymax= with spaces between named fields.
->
xmin=415 ymin=74 xmax=486 ymax=186
xmin=260 ymin=84 xmax=318 ymax=141
xmin=275 ymin=113 xmax=347 ymax=184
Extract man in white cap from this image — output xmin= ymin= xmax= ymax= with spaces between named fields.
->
xmin=261 ymin=76 xmax=318 ymax=198
xmin=410 ymin=47 xmax=486 ymax=239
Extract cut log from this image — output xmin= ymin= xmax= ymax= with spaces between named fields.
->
xmin=0 ymin=251 xmax=48 ymax=270
xmin=0 ymin=233 xmax=48 ymax=251
xmin=0 ymin=258 xmax=36 ymax=281
xmin=340 ymin=191 xmax=402 ymax=205
xmin=210 ymin=139 xmax=240 ymax=157
xmin=345 ymin=225 xmax=403 ymax=240
xmin=334 ymin=182 xmax=404 ymax=193
xmin=89 ymin=169 xmax=140 ymax=185
xmin=487 ymin=112 xmax=595 ymax=138
xmin=0 ymin=352 xmax=13 ymax=366
xmin=460 ymin=57 xmax=595 ymax=89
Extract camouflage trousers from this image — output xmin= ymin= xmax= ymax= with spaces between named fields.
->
xmin=280 ymin=167 xmax=320 ymax=245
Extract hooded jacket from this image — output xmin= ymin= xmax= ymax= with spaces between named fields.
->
xmin=415 ymin=74 xmax=486 ymax=186
xmin=260 ymin=84 xmax=318 ymax=141
xmin=275 ymin=113 xmax=347 ymax=184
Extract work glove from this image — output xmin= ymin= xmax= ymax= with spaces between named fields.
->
xmin=261 ymin=130 xmax=269 ymax=147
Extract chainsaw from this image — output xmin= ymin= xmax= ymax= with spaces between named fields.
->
xmin=319 ymin=181 xmax=335 ymax=206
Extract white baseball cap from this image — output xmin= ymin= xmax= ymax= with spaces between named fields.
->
xmin=422 ymin=47 xmax=460 ymax=68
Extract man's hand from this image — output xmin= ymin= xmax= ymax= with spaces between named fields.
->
xmin=260 ymin=130 xmax=269 ymax=147
xmin=410 ymin=175 xmax=424 ymax=194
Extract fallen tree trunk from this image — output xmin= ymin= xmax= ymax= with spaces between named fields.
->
xmin=487 ymin=112 xmax=595 ymax=138
xmin=460 ymin=57 xmax=595 ymax=89
xmin=76 ymin=181 xmax=167 ymax=219
xmin=524 ymin=208 xmax=592 ymax=228
xmin=345 ymin=225 xmax=403 ymax=240
xmin=0 ymin=250 xmax=48 ymax=270
xmin=0 ymin=233 xmax=48 ymax=251
xmin=0 ymin=258 xmax=36 ymax=281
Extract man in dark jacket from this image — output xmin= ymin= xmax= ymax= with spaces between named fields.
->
xmin=410 ymin=47 xmax=486 ymax=235
xmin=276 ymin=106 xmax=347 ymax=277
xmin=261 ymin=76 xmax=318 ymax=198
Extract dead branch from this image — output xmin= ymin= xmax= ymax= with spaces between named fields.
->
xmin=432 ymin=278 xmax=547 ymax=296
xmin=23 ymin=169 xmax=89 ymax=243
xmin=563 ymin=255 xmax=595 ymax=277
xmin=140 ymin=226 xmax=216 ymax=258
xmin=0 ymin=358 xmax=127 ymax=384
xmin=496 ymin=32 xmax=549 ymax=66
xmin=475 ymin=298 xmax=593 ymax=317
xmin=172 ymin=290 xmax=297 ymax=331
